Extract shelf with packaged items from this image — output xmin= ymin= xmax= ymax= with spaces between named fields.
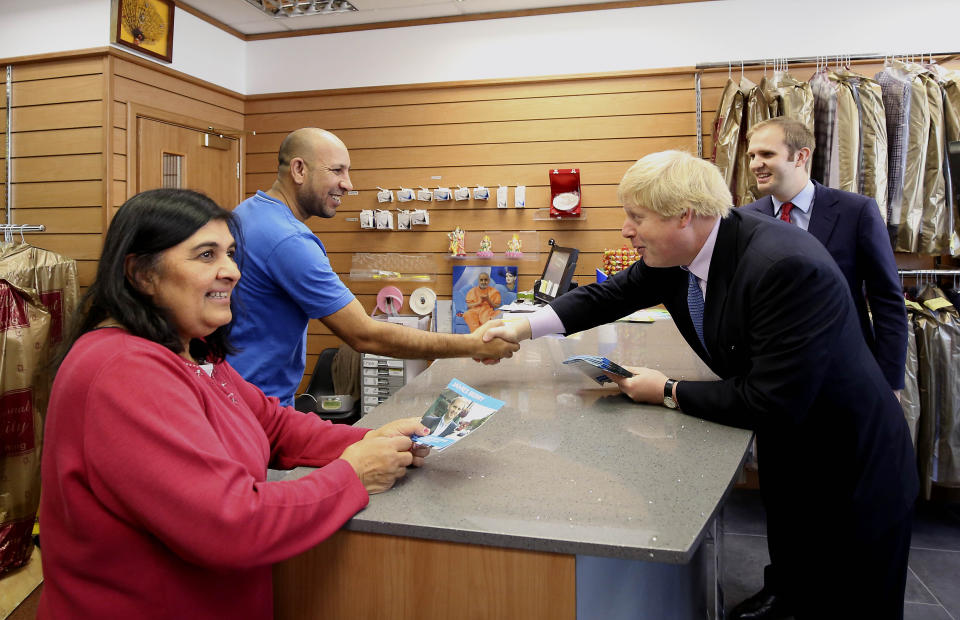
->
xmin=348 ymin=253 xmax=436 ymax=282
xmin=446 ymin=230 xmax=540 ymax=261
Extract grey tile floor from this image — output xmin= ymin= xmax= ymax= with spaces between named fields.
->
xmin=720 ymin=489 xmax=960 ymax=620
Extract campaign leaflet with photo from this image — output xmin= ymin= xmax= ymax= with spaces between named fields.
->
xmin=412 ymin=378 xmax=505 ymax=451
xmin=563 ymin=355 xmax=635 ymax=385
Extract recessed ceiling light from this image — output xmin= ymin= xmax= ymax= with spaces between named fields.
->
xmin=243 ymin=0 xmax=358 ymax=18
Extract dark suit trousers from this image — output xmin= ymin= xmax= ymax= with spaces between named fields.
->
xmin=761 ymin=488 xmax=912 ymax=620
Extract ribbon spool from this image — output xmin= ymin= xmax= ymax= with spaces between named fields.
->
xmin=374 ymin=286 xmax=404 ymax=316
xmin=409 ymin=287 xmax=437 ymax=316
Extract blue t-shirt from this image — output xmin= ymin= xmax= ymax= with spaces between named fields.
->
xmin=228 ymin=191 xmax=355 ymax=404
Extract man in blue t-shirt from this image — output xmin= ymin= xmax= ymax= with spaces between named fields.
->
xmin=228 ymin=128 xmax=518 ymax=405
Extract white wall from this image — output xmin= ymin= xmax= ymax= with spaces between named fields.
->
xmin=0 ymin=0 xmax=110 ymax=60
xmin=0 ymin=0 xmax=245 ymax=94
xmin=168 ymin=10 xmax=245 ymax=93
xmin=3 ymin=0 xmax=960 ymax=95
xmin=247 ymin=0 xmax=960 ymax=94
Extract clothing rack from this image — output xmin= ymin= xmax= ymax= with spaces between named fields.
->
xmin=5 ymin=68 xmax=45 ymax=240
xmin=0 ymin=223 xmax=45 ymax=243
xmin=5 ymin=66 xmax=11 ymax=227
xmin=692 ymin=51 xmax=960 ymax=157
xmin=0 ymin=224 xmax=45 ymax=232
xmin=898 ymin=269 xmax=960 ymax=288
xmin=897 ymin=269 xmax=960 ymax=276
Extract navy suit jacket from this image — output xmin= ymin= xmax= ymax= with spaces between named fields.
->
xmin=551 ymin=209 xmax=917 ymax=540
xmin=422 ymin=415 xmax=458 ymax=437
xmin=740 ymin=182 xmax=907 ymax=389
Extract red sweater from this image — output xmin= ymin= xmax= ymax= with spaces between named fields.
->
xmin=39 ymin=329 xmax=370 ymax=619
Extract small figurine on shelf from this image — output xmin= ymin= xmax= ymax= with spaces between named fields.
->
xmin=448 ymin=226 xmax=466 ymax=257
xmin=505 ymin=233 xmax=524 ymax=259
xmin=476 ymin=234 xmax=494 ymax=258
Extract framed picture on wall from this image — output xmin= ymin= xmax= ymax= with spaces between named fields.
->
xmin=111 ymin=0 xmax=175 ymax=63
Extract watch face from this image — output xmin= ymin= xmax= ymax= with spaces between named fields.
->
xmin=663 ymin=396 xmax=678 ymax=409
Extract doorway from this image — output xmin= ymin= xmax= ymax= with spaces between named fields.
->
xmin=136 ymin=115 xmax=241 ymax=210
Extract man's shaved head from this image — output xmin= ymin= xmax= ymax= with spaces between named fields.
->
xmin=277 ymin=128 xmax=345 ymax=169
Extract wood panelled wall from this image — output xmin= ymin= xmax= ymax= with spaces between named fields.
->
xmin=109 ymin=54 xmax=244 ymax=213
xmin=2 ymin=56 xmax=108 ymax=289
xmin=7 ymin=51 xmax=957 ymax=393
xmin=244 ymin=70 xmax=701 ymax=386
xmin=3 ymin=49 xmax=244 ymax=296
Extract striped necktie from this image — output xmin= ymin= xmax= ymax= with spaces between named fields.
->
xmin=687 ymin=271 xmax=706 ymax=349
xmin=780 ymin=201 xmax=795 ymax=223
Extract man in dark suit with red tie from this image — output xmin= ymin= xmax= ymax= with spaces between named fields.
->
xmin=484 ymin=149 xmax=917 ymax=619
xmin=733 ymin=117 xmax=909 ymax=620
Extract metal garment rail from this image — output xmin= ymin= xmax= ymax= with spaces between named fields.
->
xmin=897 ymin=269 xmax=960 ymax=276
xmin=0 ymin=223 xmax=45 ymax=243
xmin=898 ymin=269 xmax=960 ymax=288
xmin=3 ymin=69 xmax=45 ymax=242
xmin=0 ymin=224 xmax=45 ymax=232
xmin=695 ymin=52 xmax=959 ymax=71
xmin=5 ymin=65 xmax=11 ymax=226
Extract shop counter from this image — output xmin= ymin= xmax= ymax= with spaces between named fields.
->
xmin=273 ymin=319 xmax=752 ymax=619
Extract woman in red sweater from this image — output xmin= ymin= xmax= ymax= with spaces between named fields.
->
xmin=39 ymin=189 xmax=430 ymax=619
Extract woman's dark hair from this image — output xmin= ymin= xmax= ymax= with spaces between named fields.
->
xmin=62 ymin=188 xmax=242 ymax=364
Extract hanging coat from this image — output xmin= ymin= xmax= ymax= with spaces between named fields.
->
xmin=931 ymin=64 xmax=960 ymax=255
xmin=901 ymin=301 xmax=923 ymax=448
xmin=0 ymin=243 xmax=79 ymax=575
xmin=711 ymin=77 xmax=746 ymax=197
xmin=834 ymin=74 xmax=861 ymax=194
xmin=735 ymin=77 xmax=771 ymax=206
xmin=876 ymin=62 xmax=918 ymax=244
xmin=769 ymin=72 xmax=816 ymax=135
xmin=896 ymin=63 xmax=932 ymax=252
xmin=811 ymin=69 xmax=840 ymax=187
xmin=854 ymin=75 xmax=890 ymax=220
xmin=918 ymin=72 xmax=949 ymax=254
xmin=913 ymin=284 xmax=960 ymax=500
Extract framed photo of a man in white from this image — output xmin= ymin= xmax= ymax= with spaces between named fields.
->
xmin=413 ymin=379 xmax=505 ymax=451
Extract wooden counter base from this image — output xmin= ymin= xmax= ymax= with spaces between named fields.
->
xmin=273 ymin=530 xmax=576 ymax=619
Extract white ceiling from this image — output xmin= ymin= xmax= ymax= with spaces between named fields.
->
xmin=181 ymin=0 xmax=635 ymax=35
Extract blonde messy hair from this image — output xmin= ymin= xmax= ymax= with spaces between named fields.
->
xmin=617 ymin=150 xmax=732 ymax=218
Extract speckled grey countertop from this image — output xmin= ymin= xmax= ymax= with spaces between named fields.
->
xmin=283 ymin=319 xmax=752 ymax=564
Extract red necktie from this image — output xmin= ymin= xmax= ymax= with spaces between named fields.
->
xmin=780 ymin=202 xmax=794 ymax=223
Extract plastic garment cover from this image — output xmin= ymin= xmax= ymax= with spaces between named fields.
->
xmin=918 ymin=73 xmax=949 ymax=255
xmin=900 ymin=311 xmax=921 ymax=449
xmin=941 ymin=74 xmax=960 ymax=253
xmin=810 ymin=70 xmax=839 ymax=187
xmin=0 ymin=243 xmax=78 ymax=575
xmin=834 ymin=76 xmax=861 ymax=194
xmin=854 ymin=76 xmax=890 ymax=220
xmin=876 ymin=62 xmax=919 ymax=242
xmin=912 ymin=284 xmax=960 ymax=500
xmin=941 ymin=71 xmax=960 ymax=143
xmin=720 ymin=72 xmax=815 ymax=207
xmin=735 ymin=78 xmax=770 ymax=207
xmin=898 ymin=65 xmax=931 ymax=253
xmin=769 ymin=73 xmax=815 ymax=135
xmin=711 ymin=77 xmax=746 ymax=196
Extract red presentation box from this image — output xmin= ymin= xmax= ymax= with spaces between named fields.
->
xmin=549 ymin=168 xmax=581 ymax=218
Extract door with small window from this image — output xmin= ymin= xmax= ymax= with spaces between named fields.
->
xmin=137 ymin=116 xmax=240 ymax=210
